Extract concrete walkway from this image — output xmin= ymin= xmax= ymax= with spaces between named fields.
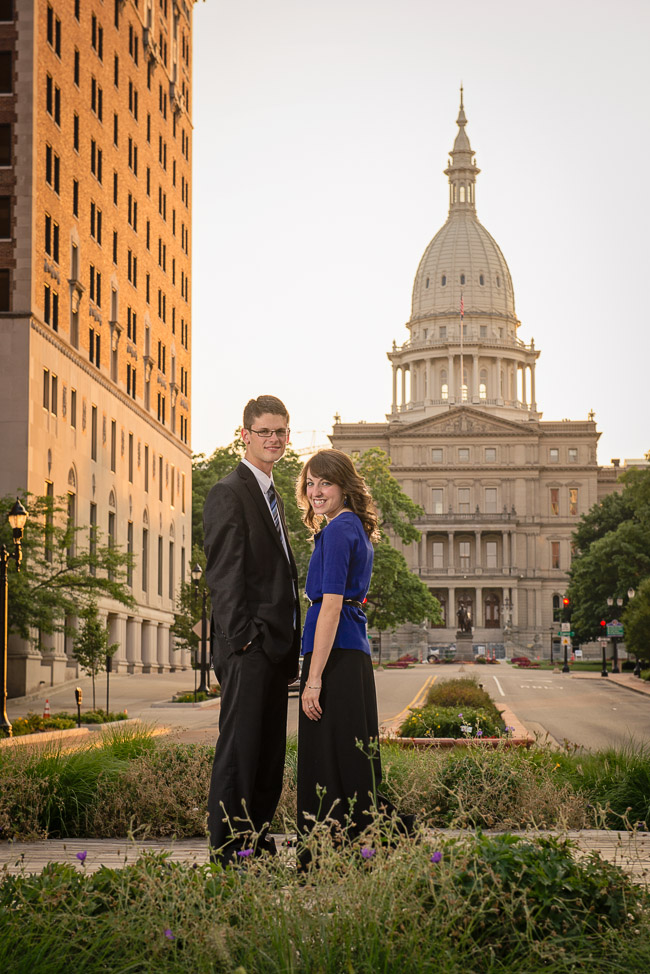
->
xmin=1 ymin=830 xmax=648 ymax=885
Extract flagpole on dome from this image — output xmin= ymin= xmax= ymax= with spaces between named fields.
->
xmin=459 ymin=293 xmax=465 ymax=404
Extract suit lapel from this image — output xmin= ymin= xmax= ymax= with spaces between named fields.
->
xmin=237 ymin=463 xmax=288 ymax=559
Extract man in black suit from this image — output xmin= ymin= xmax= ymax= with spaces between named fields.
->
xmin=203 ymin=395 xmax=300 ymax=864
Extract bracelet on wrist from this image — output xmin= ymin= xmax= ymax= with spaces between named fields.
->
xmin=307 ymin=684 xmax=322 ymax=690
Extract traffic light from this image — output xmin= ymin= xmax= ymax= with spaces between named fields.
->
xmin=600 ymin=619 xmax=607 ymax=630
xmin=562 ymin=596 xmax=571 ymax=622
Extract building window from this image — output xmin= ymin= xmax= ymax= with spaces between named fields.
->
xmin=157 ymin=535 xmax=163 ymax=596
xmin=72 ymin=179 xmax=79 ymax=217
xmin=551 ymin=541 xmax=560 ymax=570
xmin=91 ymin=13 xmax=103 ymax=59
xmin=51 ymin=374 xmax=58 ymax=415
xmin=70 ymin=388 xmax=77 ymax=428
xmin=432 ymin=488 xmax=444 ymax=515
xmin=42 ymin=368 xmax=50 ymax=409
xmin=431 ymin=541 xmax=444 ymax=569
xmin=91 ymin=405 xmax=98 ymax=460
xmin=128 ymin=433 xmax=134 ymax=483
xmin=0 ymin=268 xmax=9 ymax=311
xmin=45 ymin=144 xmax=60 ymax=192
xmin=459 ymin=541 xmax=470 ymax=570
xmin=168 ymin=541 xmax=175 ymax=600
xmin=568 ymin=448 xmax=578 ymax=463
xmin=126 ymin=364 xmax=137 ymax=400
xmin=47 ymin=5 xmax=61 ymax=57
xmin=441 ymin=275 xmax=446 ymax=287
xmin=549 ymin=448 xmax=559 ymax=463
xmin=484 ymin=488 xmax=497 ymax=514
xmin=127 ymin=521 xmax=133 ymax=588
xmin=144 ymin=444 xmax=149 ymax=492
xmin=0 ymin=122 xmax=11 ymax=166
xmin=458 ymin=488 xmax=470 ymax=514
xmin=458 ymin=448 xmax=469 ymax=463
xmin=479 ymin=274 xmax=485 ymax=286
xmin=460 ymin=273 xmax=465 ymax=285
xmin=550 ymin=488 xmax=560 ymax=516
xmin=569 ymin=488 xmax=578 ymax=516
xmin=110 ymin=420 xmax=116 ymax=472
xmin=486 ymin=541 xmax=498 ymax=569
xmin=91 ymin=77 xmax=103 ymax=120
xmin=142 ymin=527 xmax=149 ymax=591
xmin=432 ymin=448 xmax=443 ymax=463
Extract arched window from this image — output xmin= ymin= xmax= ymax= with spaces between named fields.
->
xmin=425 ymin=277 xmax=429 ymax=288
xmin=440 ymin=369 xmax=448 ymax=401
xmin=459 ymin=185 xmax=466 ymax=202
xmin=479 ymin=369 xmax=487 ymax=400
xmin=479 ymin=274 xmax=485 ymax=286
xmin=461 ymin=368 xmax=468 ymax=402
xmin=441 ymin=274 xmax=447 ymax=287
xmin=460 ymin=273 xmax=465 ymax=285
xmin=496 ymin=275 xmax=501 ymax=287
xmin=552 ymin=594 xmax=561 ymax=622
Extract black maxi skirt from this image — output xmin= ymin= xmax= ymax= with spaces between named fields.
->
xmin=298 ymin=648 xmax=401 ymax=842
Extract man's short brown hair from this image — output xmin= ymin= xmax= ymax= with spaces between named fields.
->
xmin=243 ymin=396 xmax=289 ymax=429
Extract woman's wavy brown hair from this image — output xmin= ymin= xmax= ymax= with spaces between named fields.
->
xmin=296 ymin=449 xmax=380 ymax=542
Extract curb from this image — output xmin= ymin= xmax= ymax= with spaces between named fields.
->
xmin=0 ymin=718 xmax=161 ymax=748
xmin=150 ymin=696 xmax=221 ymax=710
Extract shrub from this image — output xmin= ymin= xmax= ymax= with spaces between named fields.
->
xmin=399 ymin=704 xmax=504 ymax=739
xmin=9 ymin=710 xmax=128 ymax=736
xmin=173 ymin=688 xmax=221 ymax=702
xmin=0 ymin=831 xmax=643 ymax=974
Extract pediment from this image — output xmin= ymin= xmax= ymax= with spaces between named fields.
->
xmin=391 ymin=406 xmax=537 ymax=438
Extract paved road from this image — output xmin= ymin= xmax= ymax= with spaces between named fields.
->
xmin=5 ymin=664 xmax=435 ymax=745
xmin=486 ymin=666 xmax=650 ymax=750
xmin=8 ymin=662 xmax=649 ymax=750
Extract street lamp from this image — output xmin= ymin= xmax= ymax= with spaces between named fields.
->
xmin=1 ymin=499 xmax=28 ymax=737
xmin=606 ymin=587 xmax=635 ymax=675
xmin=191 ymin=563 xmax=208 ymax=695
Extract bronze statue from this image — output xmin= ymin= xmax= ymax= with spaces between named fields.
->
xmin=457 ymin=604 xmax=472 ymax=633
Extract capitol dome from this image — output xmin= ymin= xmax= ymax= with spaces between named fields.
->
xmin=410 ymin=91 xmax=516 ymax=326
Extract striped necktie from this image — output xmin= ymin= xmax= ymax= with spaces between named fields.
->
xmin=267 ymin=484 xmax=283 ymax=538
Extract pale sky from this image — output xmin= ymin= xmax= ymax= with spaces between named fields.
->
xmin=191 ymin=0 xmax=649 ymax=466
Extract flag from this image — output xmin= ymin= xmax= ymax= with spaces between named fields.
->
xmin=460 ymin=296 xmax=464 ymax=319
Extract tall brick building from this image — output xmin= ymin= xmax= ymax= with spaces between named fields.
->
xmin=0 ymin=0 xmax=194 ymax=695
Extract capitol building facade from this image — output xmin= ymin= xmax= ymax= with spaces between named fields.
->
xmin=331 ymin=93 xmax=621 ymax=657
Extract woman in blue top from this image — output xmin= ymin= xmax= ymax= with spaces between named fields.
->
xmin=296 ymin=449 xmax=412 ymax=852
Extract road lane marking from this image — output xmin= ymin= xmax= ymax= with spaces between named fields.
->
xmin=492 ymin=676 xmax=505 ymax=697
xmin=384 ymin=674 xmax=436 ymax=732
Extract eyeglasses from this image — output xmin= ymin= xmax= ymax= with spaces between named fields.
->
xmin=247 ymin=427 xmax=290 ymax=440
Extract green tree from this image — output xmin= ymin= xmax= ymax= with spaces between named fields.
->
xmin=73 ymin=601 xmax=119 ymax=710
xmin=567 ymin=466 xmax=650 ymax=641
xmin=190 ymin=434 xmax=311 ymax=591
xmin=622 ymin=578 xmax=650 ymax=663
xmin=356 ymin=449 xmax=441 ymax=645
xmin=0 ymin=493 xmax=134 ymax=643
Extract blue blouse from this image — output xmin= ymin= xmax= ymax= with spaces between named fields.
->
xmin=301 ymin=511 xmax=373 ymax=656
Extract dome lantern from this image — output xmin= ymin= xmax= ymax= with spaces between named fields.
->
xmin=444 ymin=86 xmax=480 ymax=214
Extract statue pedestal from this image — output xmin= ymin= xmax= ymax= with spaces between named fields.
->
xmin=454 ymin=631 xmax=475 ymax=662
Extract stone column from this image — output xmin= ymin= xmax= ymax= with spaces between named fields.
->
xmin=401 ymin=366 xmax=407 ymax=409
xmin=157 ymin=623 xmax=170 ymax=672
xmin=167 ymin=628 xmax=178 ymax=670
xmin=475 ymin=585 xmax=483 ymax=627
xmin=474 ymin=530 xmax=481 ymax=569
xmin=472 ymin=353 xmax=479 ymax=401
xmin=141 ymin=620 xmax=156 ymax=673
xmin=108 ymin=613 xmax=128 ymax=673
xmin=511 ymin=587 xmax=519 ymax=627
xmin=126 ymin=616 xmax=143 ymax=673
xmin=521 ymin=364 xmax=527 ymax=406
xmin=447 ymin=531 xmax=454 ymax=569
xmin=392 ymin=365 xmax=398 ymax=413
xmin=448 ymin=352 xmax=454 ymax=401
xmin=447 ymin=586 xmax=455 ymax=629
xmin=530 ymin=361 xmax=536 ymax=410
xmin=510 ymin=530 xmax=517 ymax=571
xmin=496 ymin=356 xmax=503 ymax=403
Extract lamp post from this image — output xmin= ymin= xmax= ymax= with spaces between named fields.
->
xmin=606 ymin=588 xmax=635 ymax=675
xmin=1 ymin=499 xmax=28 ymax=737
xmin=191 ymin=563 xmax=208 ymax=695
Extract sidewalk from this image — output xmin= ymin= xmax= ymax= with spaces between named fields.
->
xmin=1 ymin=830 xmax=648 ymax=885
xmin=571 ymin=669 xmax=650 ymax=698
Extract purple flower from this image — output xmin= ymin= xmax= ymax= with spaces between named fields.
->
xmin=476 ymin=729 xmax=483 ymax=737
xmin=361 ymin=847 xmax=375 ymax=860
xmin=164 ymin=929 xmax=175 ymax=941
xmin=430 ymin=851 xmax=442 ymax=864
xmin=76 ymin=851 xmax=87 ymax=862
xmin=237 ymin=849 xmax=253 ymax=858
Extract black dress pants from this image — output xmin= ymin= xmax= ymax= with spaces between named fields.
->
xmin=208 ymin=639 xmax=288 ymax=864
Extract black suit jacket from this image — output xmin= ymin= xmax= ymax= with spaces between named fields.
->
xmin=203 ymin=462 xmax=300 ymax=674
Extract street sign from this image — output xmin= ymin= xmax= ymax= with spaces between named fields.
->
xmin=192 ymin=621 xmax=203 ymax=639
xmin=556 ymin=631 xmax=574 ymax=638
xmin=561 ymin=623 xmax=571 ymax=632
xmin=561 ymin=636 xmax=571 ymax=647
xmin=606 ymin=623 xmax=624 ymax=637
